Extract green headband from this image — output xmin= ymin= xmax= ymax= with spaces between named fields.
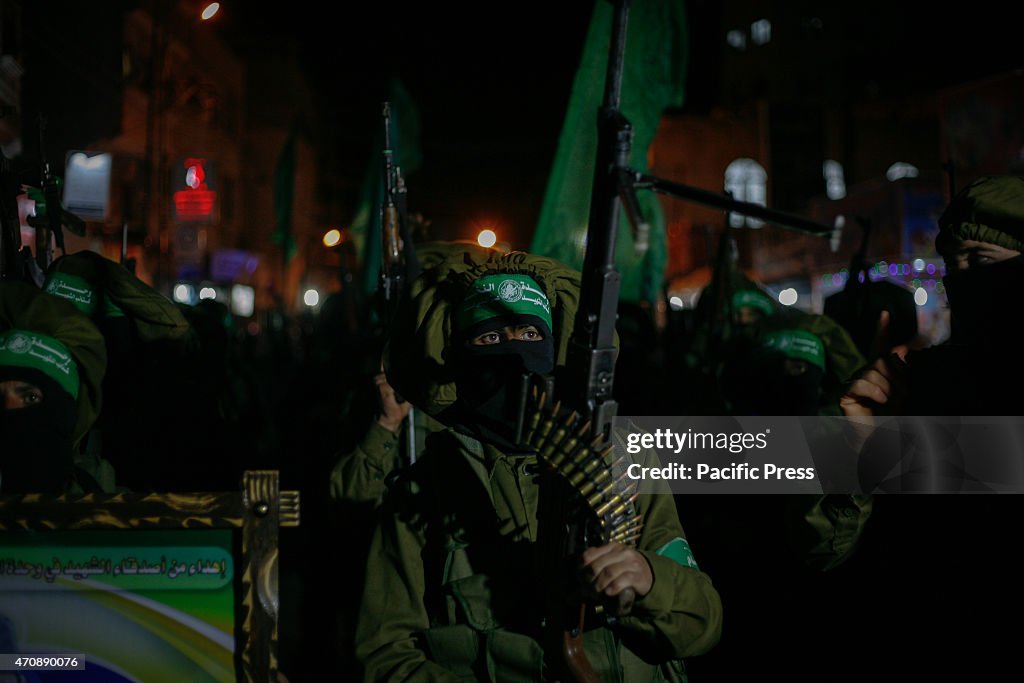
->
xmin=0 ymin=328 xmax=80 ymax=399
xmin=44 ymin=271 xmax=125 ymax=318
xmin=759 ymin=329 xmax=826 ymax=371
xmin=45 ymin=272 xmax=96 ymax=315
xmin=732 ymin=289 xmax=775 ymax=316
xmin=457 ymin=273 xmax=552 ymax=332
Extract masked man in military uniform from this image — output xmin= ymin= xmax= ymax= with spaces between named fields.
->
xmin=355 ymin=251 xmax=721 ymax=682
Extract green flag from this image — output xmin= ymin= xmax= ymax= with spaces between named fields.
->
xmin=272 ymin=127 xmax=298 ymax=262
xmin=349 ymin=79 xmax=422 ymax=295
xmin=531 ymin=0 xmax=688 ymax=303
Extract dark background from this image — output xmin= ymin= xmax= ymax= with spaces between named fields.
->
xmin=8 ymin=2 xmax=1024 ymax=681
xmin=218 ymin=0 xmax=1023 ymax=247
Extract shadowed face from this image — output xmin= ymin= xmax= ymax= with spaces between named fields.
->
xmin=0 ymin=380 xmax=44 ymax=410
xmin=943 ymin=238 xmax=1021 ymax=273
xmin=735 ymin=306 xmax=767 ymax=326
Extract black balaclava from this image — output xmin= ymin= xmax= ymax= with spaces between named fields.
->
xmin=452 ymin=314 xmax=555 ymax=450
xmin=0 ymin=366 xmax=77 ymax=493
xmin=725 ymin=328 xmax=827 ymax=416
xmin=448 ymin=272 xmax=557 ymax=450
xmin=768 ymin=362 xmax=825 ymax=416
xmin=726 ymin=356 xmax=824 ymax=416
xmin=942 ymin=255 xmax=1024 ymax=350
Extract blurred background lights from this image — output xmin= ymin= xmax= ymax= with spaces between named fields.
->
xmin=778 ymin=288 xmax=798 ymax=306
xmin=477 ymin=229 xmax=497 ymax=248
xmin=201 ymin=2 xmax=220 ymax=21
xmin=172 ymin=283 xmax=194 ymax=304
xmin=322 ymin=228 xmax=342 ymax=247
xmin=231 ymin=284 xmax=255 ymax=317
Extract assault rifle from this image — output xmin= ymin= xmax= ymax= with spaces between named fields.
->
xmin=539 ymin=2 xmax=835 ymax=680
xmin=537 ymin=1 xmax=635 ymax=680
xmin=379 ymin=101 xmax=421 ymax=464
xmin=0 ymin=114 xmax=84 ymax=283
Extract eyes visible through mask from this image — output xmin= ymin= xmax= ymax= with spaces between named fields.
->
xmin=944 ymin=239 xmax=1021 ymax=272
xmin=470 ymin=324 xmax=544 ymax=346
xmin=0 ymin=380 xmax=45 ymax=410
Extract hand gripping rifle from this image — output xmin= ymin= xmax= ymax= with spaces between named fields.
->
xmin=379 ymin=101 xmax=421 ymax=464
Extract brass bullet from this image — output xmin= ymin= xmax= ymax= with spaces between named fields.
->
xmin=532 ymin=416 xmax=556 ymax=452
xmin=523 ymin=410 xmax=542 ymax=445
xmin=606 ymin=493 xmax=639 ymax=520
xmin=610 ymin=523 xmax=644 ymax=543
xmin=586 ymin=473 xmax=620 ymax=507
xmin=577 ymin=466 xmax=612 ymax=494
xmin=617 ymin=532 xmax=642 ymax=546
xmin=537 ymin=411 xmax=577 ymax=462
xmin=594 ymin=492 xmax=625 ymax=518
xmin=553 ymin=438 xmax=591 ymax=471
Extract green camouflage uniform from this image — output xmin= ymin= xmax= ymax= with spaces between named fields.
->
xmin=354 ymin=250 xmax=722 ymax=681
xmin=330 ymin=412 xmax=446 ymax=507
xmin=356 ymin=427 xmax=722 ymax=682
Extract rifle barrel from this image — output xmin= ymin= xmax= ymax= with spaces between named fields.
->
xmin=633 ymin=171 xmax=833 ymax=237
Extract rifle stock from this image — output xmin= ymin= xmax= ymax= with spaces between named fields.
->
xmin=537 ymin=473 xmax=602 ymax=683
xmin=562 ymin=604 xmax=601 ymax=683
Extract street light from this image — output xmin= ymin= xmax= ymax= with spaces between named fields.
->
xmin=778 ymin=288 xmax=798 ymax=306
xmin=200 ymin=2 xmax=221 ymax=21
xmin=477 ymin=229 xmax=497 ymax=248
xmin=322 ymin=228 xmax=342 ymax=248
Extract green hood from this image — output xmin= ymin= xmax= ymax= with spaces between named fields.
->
xmin=758 ymin=312 xmax=866 ymax=414
xmin=936 ymin=175 xmax=1024 ymax=254
xmin=384 ymin=247 xmax=583 ymax=417
xmin=0 ymin=282 xmax=106 ymax=445
xmin=45 ymin=251 xmax=191 ymax=342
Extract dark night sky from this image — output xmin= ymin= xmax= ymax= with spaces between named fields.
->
xmin=219 ymin=1 xmax=1023 ymax=249
xmin=221 ymin=2 xmax=596 ymax=249
xmin=18 ymin=1 xmax=1024 ymax=252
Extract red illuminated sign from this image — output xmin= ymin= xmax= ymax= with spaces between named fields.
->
xmin=173 ymin=157 xmax=217 ymax=221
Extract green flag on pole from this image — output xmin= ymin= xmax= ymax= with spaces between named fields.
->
xmin=272 ymin=127 xmax=298 ymax=262
xmin=530 ymin=0 xmax=688 ymax=303
xmin=349 ymin=79 xmax=422 ymax=295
